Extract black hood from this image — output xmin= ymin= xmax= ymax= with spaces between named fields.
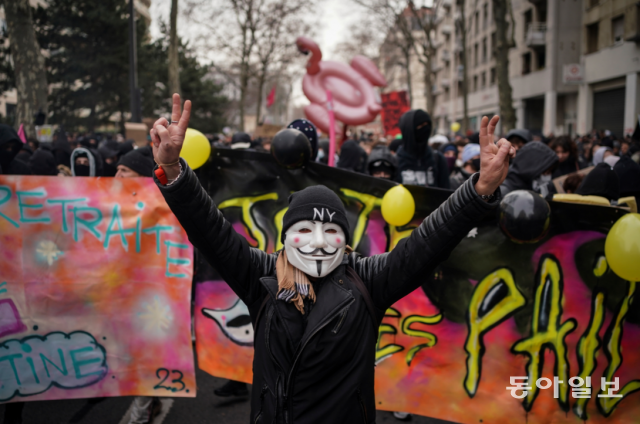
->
xmin=399 ymin=109 xmax=432 ymax=154
xmin=0 ymin=124 xmax=24 ymax=174
xmin=366 ymin=145 xmax=397 ymax=172
xmin=337 ymin=139 xmax=366 ymax=172
xmin=576 ymin=163 xmax=620 ymax=201
xmin=500 ymin=141 xmax=558 ymax=193
xmin=29 ymin=147 xmax=58 ymax=176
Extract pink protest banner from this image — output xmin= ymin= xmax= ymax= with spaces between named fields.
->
xmin=0 ymin=176 xmax=195 ymax=403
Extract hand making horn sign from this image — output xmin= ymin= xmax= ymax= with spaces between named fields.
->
xmin=475 ymin=115 xmax=516 ymax=198
xmin=150 ymin=93 xmax=192 ymax=184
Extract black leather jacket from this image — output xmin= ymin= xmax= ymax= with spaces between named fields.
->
xmin=155 ymin=159 xmax=500 ymax=424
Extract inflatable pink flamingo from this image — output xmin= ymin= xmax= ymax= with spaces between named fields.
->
xmin=296 ymin=37 xmax=387 ymax=136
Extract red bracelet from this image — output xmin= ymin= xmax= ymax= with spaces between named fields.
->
xmin=155 ymin=166 xmax=168 ymax=185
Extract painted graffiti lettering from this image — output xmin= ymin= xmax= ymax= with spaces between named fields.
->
xmin=464 ymin=267 xmax=526 ymax=397
xmin=16 ymin=189 xmax=51 ymax=224
xmin=375 ymin=307 xmax=442 ymax=366
xmin=596 ymin=280 xmax=640 ymax=417
xmin=0 ymin=331 xmax=108 ymax=401
xmin=511 ymin=255 xmax=577 ymax=411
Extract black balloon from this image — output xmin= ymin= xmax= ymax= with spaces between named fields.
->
xmin=271 ymin=129 xmax=312 ymax=169
xmin=499 ymin=190 xmax=551 ymax=243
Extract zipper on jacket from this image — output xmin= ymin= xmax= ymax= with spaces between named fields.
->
xmin=331 ymin=304 xmax=350 ymax=334
xmin=357 ymin=389 xmax=368 ymax=423
xmin=285 ymin=296 xmax=355 ymax=422
xmin=254 ymin=384 xmax=268 ymax=424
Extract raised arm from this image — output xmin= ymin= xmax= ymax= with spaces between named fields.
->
xmin=151 ymin=94 xmax=271 ymax=305
xmin=354 ymin=116 xmax=516 ymax=309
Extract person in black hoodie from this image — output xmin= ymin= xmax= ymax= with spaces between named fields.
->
xmin=148 ymin=95 xmax=516 ymax=424
xmin=613 ymin=156 xmax=640 ymax=203
xmin=0 ymin=124 xmax=31 ymax=175
xmin=338 ymin=136 xmax=367 ymax=173
xmin=500 ymin=141 xmax=559 ymax=198
xmin=366 ymin=145 xmax=397 ymax=180
xmin=396 ymin=110 xmax=450 ymax=188
xmin=52 ymin=128 xmax=72 ymax=167
xmin=29 ymin=144 xmax=58 ymax=176
xmin=576 ymin=163 xmax=620 ymax=202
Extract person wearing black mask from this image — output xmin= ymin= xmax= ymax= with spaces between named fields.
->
xmin=0 ymin=124 xmax=31 ymax=175
xmin=396 ymin=110 xmax=450 ymax=188
xmin=99 ymin=140 xmax=121 ymax=177
xmin=70 ymin=147 xmax=103 ymax=177
xmin=367 ymin=145 xmax=397 ymax=180
xmin=337 ymin=136 xmax=367 ymax=173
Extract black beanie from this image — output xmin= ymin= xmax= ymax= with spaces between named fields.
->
xmin=117 ymin=145 xmax=154 ymax=177
xmin=576 ymin=162 xmax=620 ymax=201
xmin=281 ymin=185 xmax=350 ymax=243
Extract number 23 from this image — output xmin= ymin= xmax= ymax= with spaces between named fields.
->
xmin=154 ymin=368 xmax=186 ymax=392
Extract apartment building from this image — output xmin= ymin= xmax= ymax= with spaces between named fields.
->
xmin=429 ymin=0 xmax=584 ymax=136
xmin=381 ymin=0 xmax=639 ymax=137
xmin=577 ymin=0 xmax=640 ymax=137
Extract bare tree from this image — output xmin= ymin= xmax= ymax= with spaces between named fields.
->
xmin=492 ymin=0 xmax=516 ymax=131
xmin=407 ymin=1 xmax=441 ymax=114
xmin=355 ymin=0 xmax=417 ymax=107
xmin=333 ymin=18 xmax=382 ymax=62
xmin=168 ymin=0 xmax=181 ymax=96
xmin=251 ymin=0 xmax=308 ymax=126
xmin=3 ymin=0 xmax=48 ymax=137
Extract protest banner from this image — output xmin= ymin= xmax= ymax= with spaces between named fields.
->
xmin=194 ymin=148 xmax=640 ymax=424
xmin=0 ymin=176 xmax=195 ymax=403
xmin=380 ymin=91 xmax=410 ymax=137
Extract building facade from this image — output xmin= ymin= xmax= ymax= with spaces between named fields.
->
xmin=380 ymin=0 xmax=640 ymax=138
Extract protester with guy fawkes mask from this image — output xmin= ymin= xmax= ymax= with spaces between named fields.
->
xmin=149 ymin=94 xmax=514 ymax=424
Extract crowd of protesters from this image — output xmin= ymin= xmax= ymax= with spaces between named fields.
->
xmin=1 ymin=109 xmax=639 ymax=424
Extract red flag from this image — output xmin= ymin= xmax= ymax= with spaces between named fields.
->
xmin=266 ymin=86 xmax=276 ymax=108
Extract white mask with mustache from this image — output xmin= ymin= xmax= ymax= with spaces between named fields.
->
xmin=284 ymin=220 xmax=346 ymax=278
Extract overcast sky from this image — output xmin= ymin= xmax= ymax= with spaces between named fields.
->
xmin=149 ymin=0 xmax=364 ymax=60
xmin=148 ymin=0 xmax=370 ymax=107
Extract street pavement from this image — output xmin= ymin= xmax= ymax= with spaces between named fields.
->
xmin=1 ymin=368 xmax=455 ymax=424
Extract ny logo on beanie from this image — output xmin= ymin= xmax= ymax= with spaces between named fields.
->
xmin=312 ymin=208 xmax=336 ymax=222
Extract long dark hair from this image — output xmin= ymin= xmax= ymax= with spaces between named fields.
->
xmin=550 ymin=136 xmax=578 ymax=158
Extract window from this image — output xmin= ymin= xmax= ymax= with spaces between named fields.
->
xmin=473 ymin=75 xmax=478 ymax=91
xmin=481 ymin=72 xmax=486 ymax=88
xmin=483 ymin=3 xmax=489 ymax=30
xmin=537 ymin=50 xmax=546 ymax=69
xmin=475 ymin=11 xmax=480 ymax=34
xmin=612 ymin=15 xmax=624 ymax=45
xmin=482 ymin=38 xmax=487 ymax=63
xmin=522 ymin=52 xmax=531 ymax=75
xmin=491 ymin=32 xmax=496 ymax=55
xmin=457 ymin=81 xmax=464 ymax=97
xmin=474 ymin=43 xmax=479 ymax=67
xmin=587 ymin=22 xmax=599 ymax=53
xmin=490 ymin=67 xmax=496 ymax=85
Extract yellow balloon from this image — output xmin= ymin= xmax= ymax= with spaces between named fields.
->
xmin=180 ymin=128 xmax=211 ymax=170
xmin=605 ymin=213 xmax=640 ymax=281
xmin=451 ymin=122 xmax=461 ymax=133
xmin=381 ymin=185 xmax=416 ymax=227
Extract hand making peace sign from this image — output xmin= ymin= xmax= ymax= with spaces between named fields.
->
xmin=150 ymin=93 xmax=192 ymax=180
xmin=475 ymin=115 xmax=516 ymax=196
